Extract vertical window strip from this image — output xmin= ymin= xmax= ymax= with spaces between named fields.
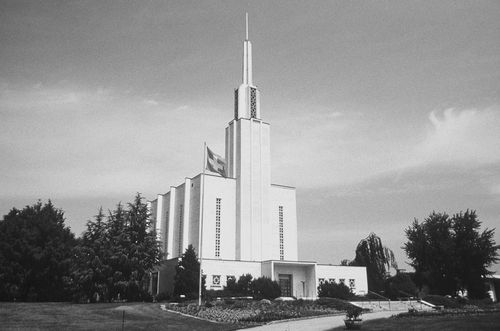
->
xmin=178 ymin=204 xmax=183 ymax=256
xmin=279 ymin=206 xmax=284 ymax=260
xmin=234 ymin=89 xmax=238 ymax=119
xmin=215 ymin=198 xmax=221 ymax=258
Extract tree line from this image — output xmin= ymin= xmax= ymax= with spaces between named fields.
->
xmin=0 ymin=194 xmax=161 ymax=302
xmin=0 ymin=194 xmax=498 ymax=302
xmin=340 ymin=210 xmax=498 ymax=300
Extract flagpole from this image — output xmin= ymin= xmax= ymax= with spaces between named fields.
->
xmin=198 ymin=142 xmax=207 ymax=306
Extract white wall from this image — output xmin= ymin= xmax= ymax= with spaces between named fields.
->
xmin=316 ymin=265 xmax=368 ymax=295
xmin=268 ymin=184 xmax=298 ymax=261
xmin=202 ymin=259 xmax=262 ymax=290
xmin=201 ymin=175 xmax=236 ymax=260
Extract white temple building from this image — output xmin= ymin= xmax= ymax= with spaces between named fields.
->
xmin=148 ymin=17 xmax=368 ymax=299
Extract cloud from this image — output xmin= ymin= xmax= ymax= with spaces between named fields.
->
xmin=143 ymin=99 xmax=159 ymax=106
xmin=0 ymin=84 xmax=112 ymax=111
xmin=0 ymin=82 xmax=219 ymax=199
xmin=407 ymin=107 xmax=500 ymax=168
xmin=270 ymin=105 xmax=500 ymax=189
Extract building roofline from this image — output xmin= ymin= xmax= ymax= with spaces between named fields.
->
xmin=271 ymin=183 xmax=296 ymax=189
xmin=317 ymin=263 xmax=367 ymax=268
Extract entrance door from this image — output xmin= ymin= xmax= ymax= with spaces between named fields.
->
xmin=278 ymin=274 xmax=292 ymax=297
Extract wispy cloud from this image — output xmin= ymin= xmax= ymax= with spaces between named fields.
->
xmin=407 ymin=107 xmax=500 ymax=168
xmin=0 ymin=84 xmax=112 ymax=111
xmin=143 ymin=99 xmax=160 ymax=106
xmin=0 ymin=83 xmax=215 ymax=198
xmin=271 ymin=105 xmax=500 ymax=189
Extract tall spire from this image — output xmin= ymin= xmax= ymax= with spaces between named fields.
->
xmin=243 ymin=12 xmax=252 ymax=85
xmin=245 ymin=12 xmax=249 ymax=40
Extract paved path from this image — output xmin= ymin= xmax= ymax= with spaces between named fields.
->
xmin=240 ymin=311 xmax=397 ymax=331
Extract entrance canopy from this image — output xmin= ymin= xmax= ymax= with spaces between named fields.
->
xmin=262 ymin=260 xmax=317 ymax=299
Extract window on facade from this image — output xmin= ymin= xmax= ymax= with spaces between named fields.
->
xmin=234 ymin=89 xmax=238 ymax=119
xmin=279 ymin=206 xmax=284 ymax=260
xmin=250 ymin=87 xmax=257 ymax=118
xmin=339 ymin=278 xmax=345 ymax=285
xmin=212 ymin=275 xmax=221 ymax=286
xmin=349 ymin=279 xmax=356 ymax=289
xmin=215 ymin=198 xmax=221 ymax=258
xmin=226 ymin=275 xmax=235 ymax=283
xmin=319 ymin=278 xmax=325 ymax=284
xmin=178 ymin=204 xmax=184 ymax=256
xmin=329 ymin=278 xmax=335 ymax=283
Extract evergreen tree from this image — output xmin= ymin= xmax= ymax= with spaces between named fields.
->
xmin=0 ymin=201 xmax=76 ymax=301
xmin=71 ymin=194 xmax=161 ymax=302
xmin=173 ymin=245 xmax=200 ymax=299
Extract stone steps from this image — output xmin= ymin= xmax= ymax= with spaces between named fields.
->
xmin=350 ymin=300 xmax=434 ymax=312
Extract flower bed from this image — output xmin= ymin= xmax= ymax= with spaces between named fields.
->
xmin=166 ymin=298 xmax=353 ymax=325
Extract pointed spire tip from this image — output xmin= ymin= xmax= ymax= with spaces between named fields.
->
xmin=245 ymin=12 xmax=249 ymax=40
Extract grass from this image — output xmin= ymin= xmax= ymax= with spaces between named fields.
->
xmin=0 ymin=302 xmax=237 ymax=330
xmin=329 ymin=310 xmax=500 ymax=330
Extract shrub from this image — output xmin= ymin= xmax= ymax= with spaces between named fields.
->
xmin=345 ymin=306 xmax=363 ymax=320
xmin=252 ymin=277 xmax=281 ymax=300
xmin=384 ymin=273 xmax=418 ymax=299
xmin=237 ymin=274 xmax=254 ymax=295
xmin=316 ymin=297 xmax=359 ymax=311
xmin=155 ymin=292 xmax=171 ymax=302
xmin=317 ymin=281 xmax=354 ymax=300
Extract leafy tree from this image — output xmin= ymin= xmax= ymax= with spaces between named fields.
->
xmin=348 ymin=233 xmax=397 ymax=292
xmin=317 ymin=281 xmax=353 ymax=300
xmin=173 ymin=245 xmax=200 ymax=299
xmin=251 ymin=277 xmax=281 ymax=300
xmin=0 ymin=201 xmax=76 ymax=301
xmin=404 ymin=210 xmax=498 ymax=298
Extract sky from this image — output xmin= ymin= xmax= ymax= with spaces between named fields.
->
xmin=1 ymin=1 xmax=499 ymax=273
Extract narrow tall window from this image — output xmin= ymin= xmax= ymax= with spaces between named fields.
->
xmin=234 ymin=89 xmax=238 ymax=119
xmin=279 ymin=205 xmax=284 ymax=260
xmin=250 ymin=87 xmax=257 ymax=118
xmin=215 ymin=198 xmax=221 ymax=258
xmin=178 ymin=204 xmax=183 ymax=256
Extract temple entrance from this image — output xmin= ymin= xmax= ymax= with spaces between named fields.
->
xmin=278 ymin=274 xmax=292 ymax=297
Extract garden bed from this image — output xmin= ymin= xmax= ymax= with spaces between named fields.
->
xmin=165 ymin=298 xmax=357 ymax=325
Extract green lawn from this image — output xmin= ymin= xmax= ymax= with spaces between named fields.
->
xmin=0 ymin=302 xmax=237 ymax=330
xmin=331 ymin=311 xmax=500 ymax=330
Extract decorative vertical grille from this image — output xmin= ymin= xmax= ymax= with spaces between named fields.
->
xmin=250 ymin=87 xmax=257 ymax=118
xmin=215 ymin=198 xmax=221 ymax=257
xmin=279 ymin=206 xmax=284 ymax=260
xmin=165 ymin=210 xmax=169 ymax=254
xmin=234 ymin=89 xmax=238 ymax=119
xmin=178 ymin=204 xmax=183 ymax=256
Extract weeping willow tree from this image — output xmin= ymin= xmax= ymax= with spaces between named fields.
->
xmin=349 ymin=233 xmax=398 ymax=293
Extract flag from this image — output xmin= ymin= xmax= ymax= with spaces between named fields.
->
xmin=206 ymin=146 xmax=226 ymax=177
